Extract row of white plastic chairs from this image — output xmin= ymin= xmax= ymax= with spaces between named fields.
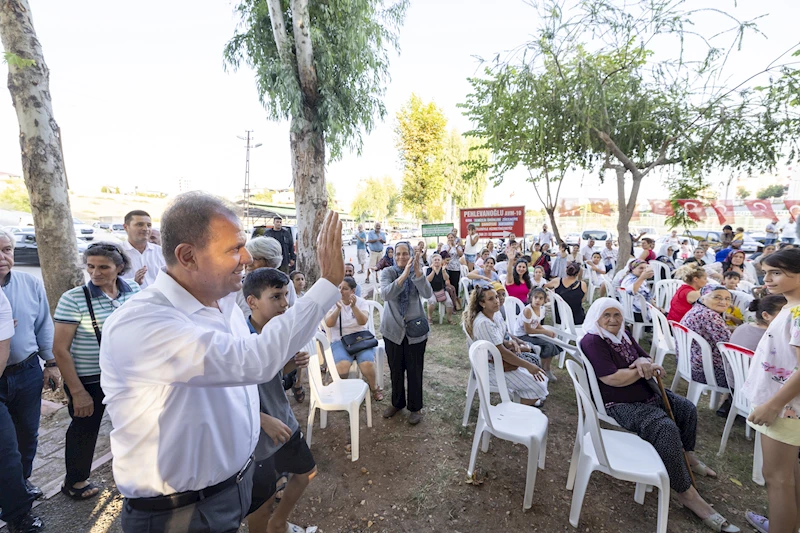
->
xmin=464 ymin=336 xmax=762 ymax=531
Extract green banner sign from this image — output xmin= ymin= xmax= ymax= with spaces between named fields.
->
xmin=421 ymin=223 xmax=454 ymax=237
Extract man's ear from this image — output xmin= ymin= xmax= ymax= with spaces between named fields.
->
xmin=173 ymin=243 xmax=198 ymax=271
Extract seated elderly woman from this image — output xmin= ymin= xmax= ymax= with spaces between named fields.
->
xmin=464 ymin=286 xmax=548 ymax=407
xmin=679 ymin=284 xmax=733 ymax=417
xmin=580 ymin=298 xmax=740 ymax=533
xmin=620 ymin=259 xmax=655 ymax=321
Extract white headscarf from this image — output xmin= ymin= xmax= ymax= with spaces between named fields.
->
xmin=656 ymin=243 xmax=673 ymax=259
xmin=582 ymin=297 xmax=631 ymax=345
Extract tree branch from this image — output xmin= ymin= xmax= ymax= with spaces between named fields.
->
xmin=266 ymin=0 xmax=291 ymax=64
xmin=290 ymin=0 xmax=318 ymax=105
xmin=641 ymin=136 xmax=677 ymax=177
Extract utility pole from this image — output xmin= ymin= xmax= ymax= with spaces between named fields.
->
xmin=237 ymin=130 xmax=262 ymax=229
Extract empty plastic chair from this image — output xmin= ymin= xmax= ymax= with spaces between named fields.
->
xmin=503 ymin=295 xmax=525 ymax=333
xmin=467 ymin=340 xmax=549 ymax=511
xmin=648 ymin=304 xmax=676 ymax=367
xmin=717 ymin=342 xmax=756 ymax=456
xmin=617 ymin=288 xmax=651 ymax=342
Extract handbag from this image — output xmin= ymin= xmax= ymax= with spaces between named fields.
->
xmin=433 ymin=289 xmax=447 ymax=303
xmin=405 ymin=316 xmax=430 ymax=338
xmin=82 ymin=285 xmax=102 ymax=346
xmin=339 ymin=314 xmax=378 ymax=355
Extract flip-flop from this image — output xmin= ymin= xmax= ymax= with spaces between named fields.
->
xmin=701 ymin=512 xmax=740 ymax=532
xmin=274 ymin=473 xmax=289 ymax=504
xmin=61 ymin=481 xmax=100 ymax=500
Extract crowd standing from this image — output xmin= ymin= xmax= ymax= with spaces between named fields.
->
xmin=2 ymin=208 xmax=800 ymax=533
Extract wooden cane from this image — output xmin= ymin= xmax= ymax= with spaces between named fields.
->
xmin=655 ymin=372 xmax=696 ymax=488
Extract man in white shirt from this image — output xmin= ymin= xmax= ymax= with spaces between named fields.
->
xmin=781 ymin=216 xmax=797 ymax=244
xmin=537 ymin=224 xmax=555 ymax=248
xmin=600 ymin=239 xmax=618 ymax=272
xmin=100 ymin=193 xmax=343 ymax=532
xmin=580 ymin=239 xmax=596 ymax=262
xmin=120 ymin=210 xmax=166 ymax=289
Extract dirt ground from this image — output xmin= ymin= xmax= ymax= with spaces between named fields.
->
xmin=23 ymin=315 xmax=767 ymax=533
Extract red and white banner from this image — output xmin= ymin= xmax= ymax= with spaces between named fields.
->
xmin=558 ymin=198 xmax=581 ymax=217
xmin=648 ymin=199 xmax=674 ymax=217
xmin=745 ymin=200 xmax=777 ymax=220
xmin=460 ymin=206 xmax=525 ymax=239
xmin=709 ymin=200 xmax=735 ymax=225
xmin=589 ymin=198 xmax=612 ymax=216
xmin=784 ymin=200 xmax=800 ymax=221
xmin=676 ymin=199 xmax=708 ymax=222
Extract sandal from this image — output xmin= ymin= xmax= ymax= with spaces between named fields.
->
xmin=533 ymin=398 xmax=544 ymax=408
xmin=284 ymin=523 xmax=308 ymax=533
xmin=61 ymin=481 xmax=100 ymax=500
xmin=292 ymin=385 xmax=305 ymax=404
xmin=691 ymin=460 xmax=717 ymax=478
xmin=274 ymin=473 xmax=289 ymax=504
xmin=372 ymin=388 xmax=384 ymax=401
xmin=701 ymin=512 xmax=740 ymax=532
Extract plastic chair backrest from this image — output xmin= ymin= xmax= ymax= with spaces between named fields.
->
xmin=463 ymin=321 xmax=474 ymax=348
xmin=469 ymin=340 xmax=513 ymax=431
xmin=460 ymin=264 xmax=469 ymax=278
xmin=743 ymin=261 xmax=758 ymax=284
xmin=718 ymin=342 xmax=754 ymax=414
xmin=307 ymin=332 xmax=328 ymax=393
xmin=670 ymin=321 xmax=718 ymax=387
xmin=654 ymin=280 xmax=681 ymax=310
xmin=602 ymin=279 xmax=614 ymax=300
xmin=577 ymin=344 xmax=614 ymax=422
xmin=566 ymin=359 xmax=610 ymax=469
xmin=650 ymin=260 xmax=670 ymax=284
xmin=648 ymin=304 xmax=675 ymax=353
xmin=504 ymin=295 xmax=525 ymax=332
xmin=551 ymin=291 xmax=578 ymax=337
xmin=313 ymin=330 xmax=342 ymax=383
xmin=617 ymin=288 xmax=636 ymax=323
xmin=366 ymin=299 xmax=384 ymax=336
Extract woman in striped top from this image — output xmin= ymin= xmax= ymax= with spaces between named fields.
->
xmin=53 ymin=242 xmax=140 ymax=500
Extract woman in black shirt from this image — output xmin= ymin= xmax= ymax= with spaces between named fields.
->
xmin=425 ymin=253 xmax=454 ymax=324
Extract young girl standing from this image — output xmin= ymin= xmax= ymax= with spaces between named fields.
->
xmin=742 ymin=248 xmax=800 ymax=533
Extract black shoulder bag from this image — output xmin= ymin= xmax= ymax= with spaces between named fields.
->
xmin=82 ymin=286 xmax=102 ymax=346
xmin=339 ymin=309 xmax=378 ymax=355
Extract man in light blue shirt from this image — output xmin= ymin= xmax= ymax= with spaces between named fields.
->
xmin=365 ymin=222 xmax=386 ymax=283
xmin=355 ymin=224 xmax=367 ymax=273
xmin=0 ymin=229 xmax=59 ymax=531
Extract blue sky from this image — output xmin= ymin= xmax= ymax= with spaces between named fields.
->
xmin=1 ymin=0 xmax=798 ymax=209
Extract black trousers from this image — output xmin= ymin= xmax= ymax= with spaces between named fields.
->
xmin=64 ymin=378 xmax=106 ymax=486
xmin=385 ymin=337 xmax=427 ymax=412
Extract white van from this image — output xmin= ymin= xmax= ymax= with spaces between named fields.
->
xmin=580 ymin=229 xmax=614 ymax=252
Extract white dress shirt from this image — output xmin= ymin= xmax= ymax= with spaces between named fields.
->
xmin=579 ymin=245 xmax=595 ymax=262
xmin=121 ymin=240 xmax=166 ymax=289
xmin=537 ymin=231 xmax=554 ymax=247
xmin=100 ymin=268 xmax=339 ymax=498
xmin=0 ymin=289 xmax=14 ymax=341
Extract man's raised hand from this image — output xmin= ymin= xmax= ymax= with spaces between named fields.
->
xmin=318 ymin=211 xmax=344 ymax=286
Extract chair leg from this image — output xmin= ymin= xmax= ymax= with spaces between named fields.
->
xmin=467 ymin=420 xmax=484 ymax=476
xmin=709 ymin=391 xmax=720 ymax=410
xmin=538 ymin=430 xmax=547 ymax=470
xmin=753 ymin=432 xmax=765 ymax=486
xmin=717 ymin=406 xmax=737 ymax=456
xmin=634 ymin=483 xmax=646 ymax=505
xmin=656 ymin=477 xmax=670 ymax=533
xmin=462 ymin=371 xmax=477 ymax=427
xmin=558 ymin=349 xmax=566 ymax=369
xmin=745 ymin=422 xmax=752 ymax=440
xmin=686 ymin=382 xmax=702 ymax=406
xmin=568 ymin=455 xmax=593 ymax=528
xmin=632 ymin=324 xmax=643 ymax=343
xmin=365 ymin=390 xmax=373 ymax=428
xmin=523 ymin=440 xmax=539 ymax=511
xmin=566 ymin=433 xmax=581 ymax=490
xmin=439 ymin=303 xmax=444 ymax=325
xmin=669 ymin=369 xmax=681 ymax=391
xmin=376 ymin=347 xmax=385 ymax=390
xmin=349 ymin=406 xmax=360 ymax=462
xmin=481 ymin=429 xmax=491 ymax=453
xmin=306 ymin=401 xmax=316 ymax=447
xmin=320 ymin=409 xmax=328 ymax=429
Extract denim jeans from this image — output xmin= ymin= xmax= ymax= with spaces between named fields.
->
xmin=0 ymin=356 xmax=42 ymax=521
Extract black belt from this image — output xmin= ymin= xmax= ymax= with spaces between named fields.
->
xmin=126 ymin=456 xmax=253 ymax=512
xmin=1 ymin=353 xmax=38 ymax=376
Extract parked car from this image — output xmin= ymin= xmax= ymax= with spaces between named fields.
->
xmin=342 ymin=233 xmax=358 ymax=246
xmin=73 ymin=217 xmax=96 ymax=241
xmin=10 ymin=227 xmax=89 ymax=265
xmin=92 ymin=222 xmax=111 ymax=231
xmin=580 ymin=229 xmax=614 ymax=252
xmin=681 ymin=229 xmax=763 ymax=254
xmin=564 ymin=232 xmax=581 ymax=246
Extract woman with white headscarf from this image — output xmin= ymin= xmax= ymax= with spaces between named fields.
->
xmin=579 ymin=298 xmax=740 ymax=533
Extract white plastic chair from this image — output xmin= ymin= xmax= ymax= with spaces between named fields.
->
xmin=306 ymin=331 xmax=372 ymax=461
xmin=617 ymin=288 xmax=651 ymax=343
xmin=458 ymin=276 xmax=471 ymax=306
xmin=649 ymin=260 xmax=671 ymax=285
xmin=565 ymin=360 xmax=670 ymax=533
xmin=669 ymin=321 xmax=730 ymax=408
xmin=462 ymin=323 xmax=520 ymax=426
xmin=717 ymin=342 xmax=755 ymax=455
xmin=654 ymin=280 xmax=682 ymax=313
xmin=503 ymin=295 xmax=525 ymax=333
xmin=550 ymin=292 xmax=584 ymax=368
xmin=467 ymin=340 xmax=549 ymax=511
xmin=365 ymin=300 xmax=387 ymax=389
xmin=648 ymin=304 xmax=676 ymax=368
xmin=575 ymin=346 xmax=621 ymax=428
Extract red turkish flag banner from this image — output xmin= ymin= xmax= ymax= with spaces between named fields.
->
xmin=589 ymin=198 xmax=611 ymax=216
xmin=558 ymin=198 xmax=581 ymax=217
xmin=709 ymin=200 xmax=735 ymax=226
xmin=784 ymin=200 xmax=800 ymax=221
xmin=676 ymin=199 xmax=708 ymax=222
xmin=631 ymin=206 xmax=640 ymax=221
xmin=745 ymin=200 xmax=777 ymax=220
xmin=648 ymin=199 xmax=674 ymax=216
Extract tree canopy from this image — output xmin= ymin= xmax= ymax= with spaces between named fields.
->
xmin=350 ymin=176 xmax=400 ymax=222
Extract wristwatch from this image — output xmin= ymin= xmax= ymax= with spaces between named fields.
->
xmin=44 ymin=361 xmax=58 ymax=368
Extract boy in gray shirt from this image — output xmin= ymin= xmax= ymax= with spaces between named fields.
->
xmin=243 ymin=268 xmax=317 ymax=533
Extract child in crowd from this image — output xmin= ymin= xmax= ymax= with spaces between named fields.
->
xmin=514 ymin=287 xmax=561 ymax=381
xmin=289 ymin=270 xmax=306 ymax=298
xmin=587 ymin=252 xmax=607 ymax=294
xmin=680 ymin=239 xmax=691 ymax=261
xmin=243 ymin=268 xmax=317 ymax=533
xmin=723 ymin=270 xmax=740 ymax=292
xmin=531 ymin=265 xmax=547 ymax=288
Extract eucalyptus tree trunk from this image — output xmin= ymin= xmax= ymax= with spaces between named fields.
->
xmin=1 ymin=0 xmax=83 ymax=312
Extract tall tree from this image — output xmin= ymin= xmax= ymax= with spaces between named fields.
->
xmin=396 ymin=94 xmax=448 ymax=222
xmin=440 ymin=131 xmax=488 ymax=223
xmin=1 ymin=0 xmax=83 ymax=312
xmin=350 ymin=176 xmax=400 ymax=222
xmin=225 ymin=0 xmax=407 ymax=283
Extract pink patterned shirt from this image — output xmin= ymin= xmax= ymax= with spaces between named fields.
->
xmin=741 ymin=306 xmax=800 ymax=419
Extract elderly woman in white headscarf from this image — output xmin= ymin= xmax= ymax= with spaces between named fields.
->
xmin=579 ymin=298 xmax=740 ymax=533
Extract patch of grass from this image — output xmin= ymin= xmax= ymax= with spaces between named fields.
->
xmin=406 ymin=457 xmax=459 ymax=513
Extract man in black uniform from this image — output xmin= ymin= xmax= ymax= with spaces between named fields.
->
xmin=264 ymin=216 xmax=295 ymax=274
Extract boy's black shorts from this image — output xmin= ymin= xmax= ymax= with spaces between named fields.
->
xmin=247 ymin=430 xmax=316 ymax=515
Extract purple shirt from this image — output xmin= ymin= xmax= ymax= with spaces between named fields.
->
xmin=580 ymin=332 xmax=656 ymax=407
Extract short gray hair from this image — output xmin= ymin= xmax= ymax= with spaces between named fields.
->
xmin=246 ymin=236 xmax=282 ymax=268
xmin=161 ymin=192 xmax=239 ymax=265
xmin=0 ymin=229 xmax=15 ymax=249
